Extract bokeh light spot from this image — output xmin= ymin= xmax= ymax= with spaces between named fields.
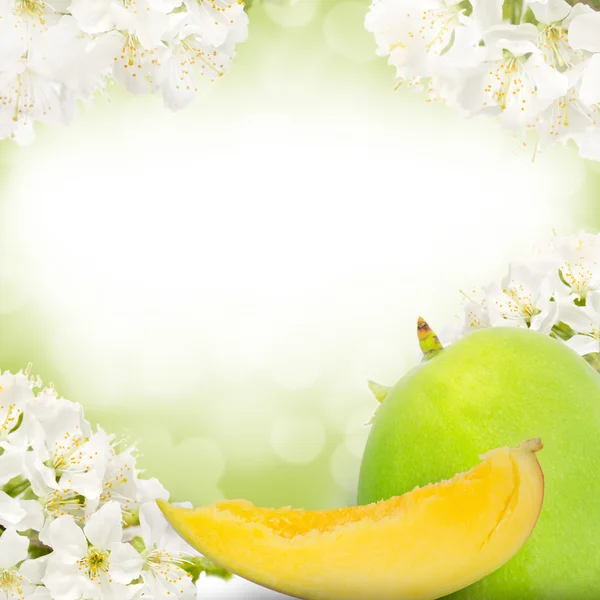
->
xmin=263 ymin=0 xmax=318 ymax=28
xmin=330 ymin=442 xmax=360 ymax=493
xmin=135 ymin=427 xmax=226 ymax=504
xmin=323 ymin=1 xmax=378 ymax=63
xmin=270 ymin=415 xmax=326 ymax=464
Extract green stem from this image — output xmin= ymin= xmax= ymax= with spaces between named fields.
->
xmin=3 ymin=476 xmax=31 ymax=498
xmin=417 ymin=317 xmax=444 ymax=362
xmin=503 ymin=0 xmax=524 ymax=23
xmin=551 ymin=321 xmax=576 ymax=342
xmin=512 ymin=0 xmax=523 ymax=24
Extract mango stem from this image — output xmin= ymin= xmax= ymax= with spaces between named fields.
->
xmin=417 ymin=317 xmax=444 ymax=361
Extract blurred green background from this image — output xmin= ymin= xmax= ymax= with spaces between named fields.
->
xmin=0 ymin=0 xmax=599 ymax=512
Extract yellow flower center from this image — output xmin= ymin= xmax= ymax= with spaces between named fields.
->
xmin=79 ymin=548 xmax=110 ymax=581
xmin=0 ymin=568 xmax=25 ymax=599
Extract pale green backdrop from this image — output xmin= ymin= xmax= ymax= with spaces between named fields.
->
xmin=0 ymin=0 xmax=598 ymax=512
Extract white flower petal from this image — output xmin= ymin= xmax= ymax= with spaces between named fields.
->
xmin=146 ymin=0 xmax=182 ymax=13
xmin=569 ymin=11 xmax=600 ymax=52
xmin=109 ymin=543 xmax=144 ymax=584
xmin=39 ymin=17 xmax=118 ymax=99
xmin=133 ymin=8 xmax=170 ymax=49
xmin=112 ymin=50 xmax=157 ymax=95
xmin=23 ymin=452 xmax=59 ymax=496
xmin=364 ymin=0 xmax=465 ymax=79
xmin=140 ymin=501 xmax=179 ymax=548
xmin=70 ymin=0 xmax=118 ymax=32
xmin=16 ymin=499 xmax=45 ymax=532
xmin=0 ymin=24 xmax=27 ymax=72
xmin=580 ymin=55 xmax=600 ymax=106
xmin=440 ymin=16 xmax=487 ymax=68
xmin=462 ymin=300 xmax=490 ymax=333
xmin=522 ymin=53 xmax=568 ymax=101
xmin=61 ymin=469 xmax=104 ymax=500
xmin=0 ymin=493 xmax=44 ymax=532
xmin=0 ymin=528 xmax=28 ymax=568
xmin=0 ymin=445 xmax=24 ymax=485
xmin=28 ymin=588 xmax=53 ymax=600
xmin=157 ymin=53 xmax=197 ymax=111
xmin=186 ymin=0 xmax=229 ymax=47
xmin=531 ymin=299 xmax=559 ymax=334
xmin=560 ymin=301 xmax=596 ymax=334
xmin=0 ymin=490 xmax=27 ymax=526
xmin=92 ymin=574 xmax=134 ymax=600
xmin=39 ymin=516 xmax=87 ymax=564
xmin=530 ymin=0 xmax=571 ymax=24
xmin=84 ymin=501 xmax=123 ymax=549
xmin=565 ymin=334 xmax=599 ymax=356
xmin=563 ymin=2 xmax=593 ymax=28
xmin=20 ymin=556 xmax=49 ymax=585
xmin=483 ymin=23 xmax=539 ymax=57
xmin=587 ymin=291 xmax=600 ymax=315
xmin=144 ymin=565 xmax=196 ymax=598
xmin=470 ymin=0 xmax=502 ymax=31
xmin=42 ymin=559 xmax=92 ymax=600
xmin=0 ymin=372 xmax=35 ymax=409
xmin=136 ymin=477 xmax=169 ymax=503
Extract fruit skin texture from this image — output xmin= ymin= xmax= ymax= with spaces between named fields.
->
xmin=358 ymin=327 xmax=600 ymax=600
xmin=158 ymin=440 xmax=544 ymax=600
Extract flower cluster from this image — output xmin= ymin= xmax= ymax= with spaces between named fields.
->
xmin=441 ymin=231 xmax=600 ymax=371
xmin=365 ymin=0 xmax=600 ymax=159
xmin=0 ymin=370 xmax=229 ymax=599
xmin=0 ymin=0 xmax=248 ymax=143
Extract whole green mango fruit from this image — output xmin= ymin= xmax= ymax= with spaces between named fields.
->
xmin=358 ymin=327 xmax=600 ymax=599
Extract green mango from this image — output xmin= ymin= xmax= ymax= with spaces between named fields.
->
xmin=358 ymin=327 xmax=600 ymax=599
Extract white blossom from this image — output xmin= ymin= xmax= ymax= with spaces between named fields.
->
xmin=484 ymin=263 xmax=559 ymax=332
xmin=135 ymin=502 xmax=198 ymax=598
xmin=0 ymin=0 xmax=248 ymax=141
xmin=455 ymin=36 xmax=568 ymax=130
xmin=365 ymin=0 xmax=600 ymax=160
xmin=40 ymin=502 xmax=142 ymax=600
xmin=0 ymin=491 xmax=44 ymax=532
xmin=560 ymin=292 xmax=600 ymax=355
xmin=0 ymin=369 xmax=228 ymax=597
xmin=554 ymin=232 xmax=600 ymax=302
xmin=365 ymin=0 xmax=470 ymax=80
xmin=0 ymin=528 xmax=45 ymax=599
xmin=569 ymin=7 xmax=600 ymax=53
xmin=0 ymin=16 xmax=83 ymax=143
xmin=533 ymin=0 xmax=587 ymax=69
xmin=440 ymin=232 xmax=600 ymax=364
xmin=0 ymin=372 xmax=33 ymax=440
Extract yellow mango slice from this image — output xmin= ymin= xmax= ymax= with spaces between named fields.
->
xmin=158 ymin=438 xmax=544 ymax=600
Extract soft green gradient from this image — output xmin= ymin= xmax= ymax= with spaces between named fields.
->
xmin=0 ymin=0 xmax=599 ymax=513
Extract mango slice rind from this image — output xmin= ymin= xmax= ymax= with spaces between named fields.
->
xmin=158 ymin=439 xmax=544 ymax=600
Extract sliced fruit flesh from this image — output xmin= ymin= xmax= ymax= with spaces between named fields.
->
xmin=158 ymin=439 xmax=544 ymax=600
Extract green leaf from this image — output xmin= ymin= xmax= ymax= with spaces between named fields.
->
xmin=184 ymin=556 xmax=233 ymax=584
xmin=367 ymin=380 xmax=392 ymax=404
